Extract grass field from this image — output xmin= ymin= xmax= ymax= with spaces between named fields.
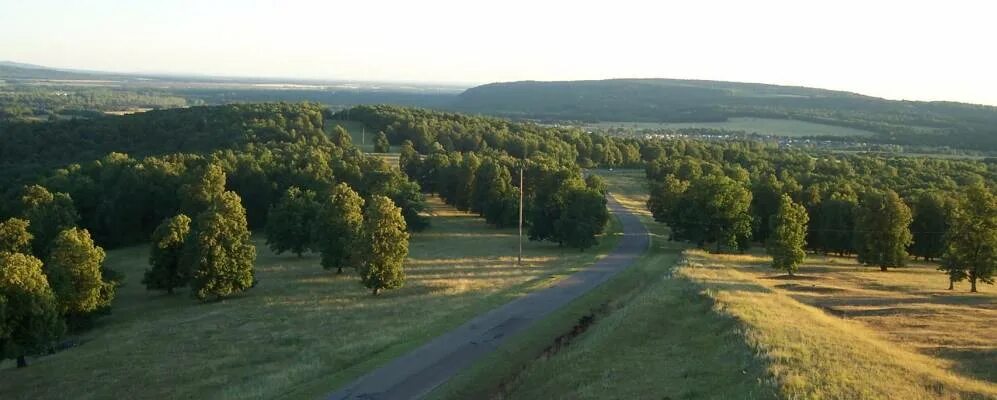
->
xmin=0 ymin=197 xmax=620 ymax=400
xmin=589 ymin=117 xmax=878 ymax=138
xmin=680 ymin=250 xmax=997 ymax=399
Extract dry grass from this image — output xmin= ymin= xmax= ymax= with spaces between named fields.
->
xmin=681 ymin=249 xmax=997 ymax=399
xmin=0 ymin=196 xmax=620 ymax=400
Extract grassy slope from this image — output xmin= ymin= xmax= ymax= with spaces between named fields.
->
xmin=0 ymin=197 xmax=620 ymax=400
xmin=430 ymin=169 xmax=776 ymax=399
xmin=589 ymin=117 xmax=878 ymax=138
xmin=680 ymin=250 xmax=997 ymax=399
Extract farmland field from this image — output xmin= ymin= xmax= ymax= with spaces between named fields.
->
xmin=588 ymin=117 xmax=878 ymax=138
xmin=0 ymin=197 xmax=620 ymax=400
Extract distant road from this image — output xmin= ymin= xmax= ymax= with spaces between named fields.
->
xmin=327 ymin=195 xmax=650 ymax=400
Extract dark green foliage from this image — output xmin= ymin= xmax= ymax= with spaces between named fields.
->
xmin=909 ymin=192 xmax=954 ymax=261
xmin=469 ymin=159 xmax=518 ymax=227
xmin=143 ymin=214 xmax=192 ymax=294
xmin=767 ymin=195 xmax=809 ymax=276
xmin=942 ymin=185 xmax=997 ymax=292
xmin=358 ymin=196 xmax=409 ymax=295
xmin=18 ymin=185 xmax=79 ymax=258
xmin=315 ymin=184 xmax=365 ymax=274
xmin=265 ymin=187 xmax=319 ymax=257
xmin=0 ymin=218 xmax=32 ymax=254
xmin=816 ymin=197 xmax=857 ymax=256
xmin=554 ymin=185 xmax=609 ymax=250
xmin=374 ymin=131 xmax=391 ymax=153
xmin=855 ymin=190 xmax=913 ymax=271
xmin=0 ymin=103 xmax=429 ymax=249
xmin=44 ymin=228 xmax=113 ymax=319
xmin=183 ymin=192 xmax=256 ymax=301
xmin=0 ymin=252 xmax=64 ymax=367
xmin=649 ymin=174 xmax=752 ymax=251
xmin=181 ymin=163 xmax=227 ymax=216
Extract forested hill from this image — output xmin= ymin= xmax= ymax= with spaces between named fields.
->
xmin=453 ymin=79 xmax=997 ymax=151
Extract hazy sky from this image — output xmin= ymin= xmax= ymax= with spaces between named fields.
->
xmin=1 ymin=0 xmax=995 ymax=105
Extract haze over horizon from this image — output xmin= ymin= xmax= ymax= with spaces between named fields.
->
xmin=1 ymin=0 xmax=995 ymax=105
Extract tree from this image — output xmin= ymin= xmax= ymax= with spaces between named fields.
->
xmin=143 ymin=214 xmax=192 ymax=294
xmin=330 ymin=125 xmax=353 ymax=148
xmin=315 ymin=183 xmax=365 ymax=274
xmin=357 ymin=196 xmax=409 ymax=295
xmin=677 ymin=175 xmax=753 ymax=251
xmin=183 ymin=191 xmax=257 ymax=301
xmin=909 ymin=192 xmax=953 ymax=261
xmin=374 ymin=131 xmax=391 ymax=153
xmin=0 ymin=218 xmax=32 ymax=254
xmin=554 ymin=186 xmax=609 ymax=250
xmin=44 ymin=228 xmax=113 ymax=318
xmin=816 ymin=197 xmax=857 ymax=256
xmin=180 ymin=163 xmax=226 ymax=215
xmin=942 ymin=185 xmax=997 ymax=292
xmin=0 ymin=252 xmax=64 ymax=368
xmin=854 ymin=190 xmax=913 ymax=271
xmin=264 ymin=187 xmax=319 ymax=257
xmin=19 ymin=185 xmax=79 ymax=258
xmin=584 ymin=174 xmax=608 ymax=195
xmin=767 ymin=195 xmax=809 ymax=276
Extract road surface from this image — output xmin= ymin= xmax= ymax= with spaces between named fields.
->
xmin=327 ymin=195 xmax=649 ymax=400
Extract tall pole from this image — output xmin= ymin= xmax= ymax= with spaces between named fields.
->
xmin=518 ymin=167 xmax=524 ymax=265
xmin=362 ymin=127 xmax=366 ymax=146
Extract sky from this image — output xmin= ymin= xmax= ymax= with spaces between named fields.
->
xmin=1 ymin=0 xmax=995 ymax=105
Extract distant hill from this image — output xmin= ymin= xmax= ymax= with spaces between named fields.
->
xmin=453 ymin=79 xmax=997 ymax=151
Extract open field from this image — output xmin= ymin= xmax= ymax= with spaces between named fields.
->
xmin=0 ymin=196 xmax=620 ymax=400
xmin=588 ymin=117 xmax=878 ymax=138
xmin=680 ymin=250 xmax=997 ymax=399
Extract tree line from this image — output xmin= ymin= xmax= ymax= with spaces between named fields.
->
xmin=642 ymin=139 xmax=997 ymax=291
xmin=337 ymin=106 xmax=613 ymax=251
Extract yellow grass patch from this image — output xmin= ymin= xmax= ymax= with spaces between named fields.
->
xmin=681 ymin=249 xmax=997 ymax=399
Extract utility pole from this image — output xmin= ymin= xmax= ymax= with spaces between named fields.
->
xmin=518 ymin=167 xmax=524 ymax=265
xmin=362 ymin=127 xmax=366 ymax=146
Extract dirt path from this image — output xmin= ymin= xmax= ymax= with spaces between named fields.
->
xmin=327 ymin=196 xmax=650 ymax=400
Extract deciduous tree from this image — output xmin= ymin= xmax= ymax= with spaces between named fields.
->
xmin=18 ymin=185 xmax=79 ymax=258
xmin=374 ymin=131 xmax=391 ymax=153
xmin=44 ymin=228 xmax=113 ymax=317
xmin=767 ymin=195 xmax=809 ymax=276
xmin=855 ymin=190 xmax=913 ymax=271
xmin=143 ymin=214 xmax=192 ymax=293
xmin=0 ymin=252 xmax=64 ymax=368
xmin=265 ymin=187 xmax=319 ymax=257
xmin=0 ymin=218 xmax=32 ymax=254
xmin=358 ymin=196 xmax=408 ymax=295
xmin=942 ymin=185 xmax=997 ymax=292
xmin=183 ymin=191 xmax=256 ymax=301
xmin=315 ymin=183 xmax=365 ymax=274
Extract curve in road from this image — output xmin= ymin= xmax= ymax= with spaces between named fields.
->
xmin=328 ymin=195 xmax=650 ymax=400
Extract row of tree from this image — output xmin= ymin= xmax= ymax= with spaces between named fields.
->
xmin=643 ymin=139 xmax=996 ymax=291
xmin=396 ymin=140 xmax=610 ymax=250
xmin=263 ymin=184 xmax=410 ymax=294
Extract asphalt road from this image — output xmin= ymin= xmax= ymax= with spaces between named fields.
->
xmin=327 ymin=196 xmax=650 ymax=400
